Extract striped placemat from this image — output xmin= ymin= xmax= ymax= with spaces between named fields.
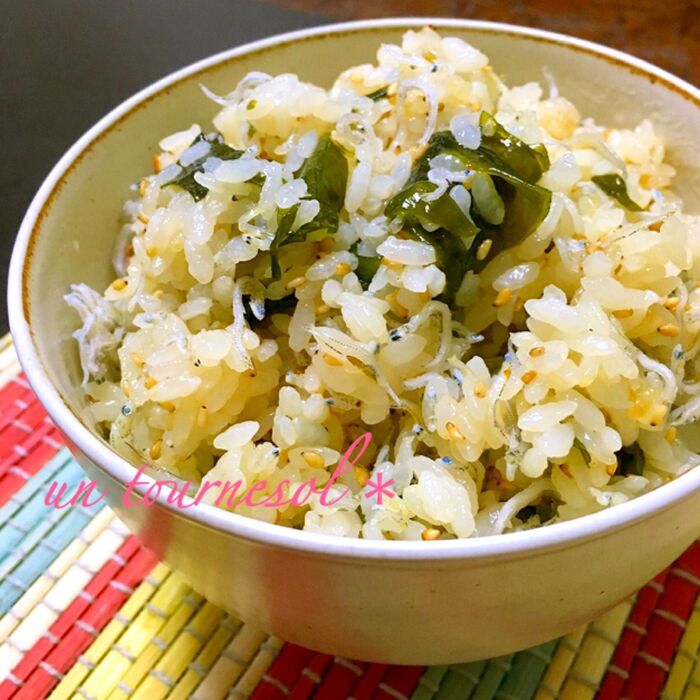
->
xmin=0 ymin=333 xmax=699 ymax=700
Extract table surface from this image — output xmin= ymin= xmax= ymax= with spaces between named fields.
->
xmin=3 ymin=0 xmax=698 ymax=335
xmin=1 ymin=0 xmax=326 ymax=335
xmin=272 ymin=0 xmax=700 ymax=82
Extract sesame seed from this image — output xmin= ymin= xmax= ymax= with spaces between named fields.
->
xmin=628 ymin=402 xmax=646 ymax=420
xmin=421 ymin=527 xmax=442 ymax=541
xmin=473 ymin=381 xmax=487 ymax=399
xmin=422 ymin=50 xmax=437 ymax=62
xmin=302 ymin=451 xmax=325 ymax=469
xmin=146 ymin=246 xmax=157 ymax=258
xmin=381 ymin=257 xmax=403 ymax=270
xmin=664 ymin=297 xmax=680 ymax=310
xmin=666 ymin=427 xmax=678 ymax=443
xmin=335 ymin=262 xmax=352 ymax=276
xmin=323 ymin=353 xmax=343 ymax=366
xmin=150 ymin=440 xmax=162 ymax=461
xmin=159 ymin=402 xmax=176 ymax=412
xmin=152 ymin=154 xmax=162 ymax=174
xmin=445 ymin=422 xmax=464 ymax=442
xmin=613 ymin=309 xmax=634 ymax=319
xmin=144 ymin=375 xmax=157 ymax=390
xmin=111 ymin=278 xmax=128 ymax=292
xmin=197 ymin=407 xmax=208 ymax=428
xmin=521 ymin=370 xmax=537 ymax=385
xmin=529 ymin=346 xmax=545 ymax=358
xmin=658 ymin=324 xmax=680 ymax=337
xmin=354 ymin=466 xmax=370 ymax=487
xmin=648 ymin=405 xmax=668 ymax=427
xmin=493 ymin=288 xmax=512 ymax=307
xmin=130 ymin=353 xmax=145 ymax=369
xmin=285 ymin=276 xmax=306 ymax=290
xmin=476 ymin=239 xmax=493 ymax=261
xmin=316 ymin=303 xmax=330 ymax=315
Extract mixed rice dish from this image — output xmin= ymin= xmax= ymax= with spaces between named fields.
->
xmin=67 ymin=28 xmax=700 ymax=540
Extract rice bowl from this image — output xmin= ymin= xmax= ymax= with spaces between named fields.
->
xmin=9 ymin=19 xmax=700 ymax=663
xmin=65 ymin=27 xmax=700 ymax=541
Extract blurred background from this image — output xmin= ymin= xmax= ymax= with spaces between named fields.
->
xmin=2 ymin=0 xmax=698 ymax=333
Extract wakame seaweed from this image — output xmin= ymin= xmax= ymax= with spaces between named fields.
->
xmin=351 ymin=243 xmax=382 ymax=289
xmin=385 ymin=112 xmax=552 ymax=303
xmin=616 ymin=443 xmax=645 ymax=476
xmin=242 ymin=294 xmax=298 ymax=326
xmin=270 ymin=134 xmax=349 ymax=279
xmin=592 ymin=173 xmax=645 ymax=212
xmin=365 ymin=86 xmax=389 ymax=101
xmin=163 ymin=132 xmax=244 ymax=201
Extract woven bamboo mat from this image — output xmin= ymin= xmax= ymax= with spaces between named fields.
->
xmin=0 ymin=334 xmax=699 ymax=700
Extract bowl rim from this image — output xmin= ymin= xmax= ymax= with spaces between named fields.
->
xmin=8 ymin=16 xmax=700 ymax=562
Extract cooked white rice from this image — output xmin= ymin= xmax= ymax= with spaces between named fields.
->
xmin=66 ymin=28 xmax=700 ymax=540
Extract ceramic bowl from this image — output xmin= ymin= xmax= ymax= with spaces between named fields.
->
xmin=8 ymin=18 xmax=700 ymax=664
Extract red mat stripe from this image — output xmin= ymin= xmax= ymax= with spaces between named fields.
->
xmin=4 ymin=545 xmax=158 ymax=700
xmin=597 ymin=570 xmax=669 ymax=700
xmin=0 ymin=376 xmax=33 ymax=418
xmin=0 ymin=537 xmax=142 ymax=699
xmin=315 ymin=657 xmax=368 ymax=699
xmin=0 ymin=378 xmax=64 ymax=507
xmin=0 ymin=394 xmax=40 ymax=437
xmin=0 ymin=383 xmax=39 ymax=432
xmin=350 ymin=664 xmax=389 ymax=699
xmin=0 ymin=401 xmax=48 ymax=461
xmin=375 ymin=665 xmax=425 ymax=699
xmin=251 ymin=644 xmax=317 ymax=698
xmin=622 ymin=542 xmax=700 ymax=699
xmin=0 ymin=426 xmax=63 ymax=508
xmin=288 ymin=652 xmax=334 ymax=699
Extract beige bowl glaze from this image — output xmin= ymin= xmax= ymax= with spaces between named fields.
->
xmin=8 ymin=19 xmax=700 ymax=665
